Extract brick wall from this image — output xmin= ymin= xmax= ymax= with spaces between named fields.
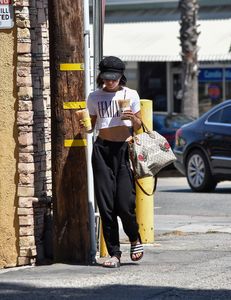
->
xmin=15 ymin=0 xmax=52 ymax=265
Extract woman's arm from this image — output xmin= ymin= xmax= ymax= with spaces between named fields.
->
xmin=86 ymin=115 xmax=97 ymax=133
xmin=132 ymin=111 xmax=142 ymax=132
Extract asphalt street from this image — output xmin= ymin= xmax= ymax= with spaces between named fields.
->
xmin=155 ymin=176 xmax=231 ymax=236
xmin=0 ymin=176 xmax=231 ymax=300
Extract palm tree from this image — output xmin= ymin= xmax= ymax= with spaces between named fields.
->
xmin=179 ymin=0 xmax=200 ymax=118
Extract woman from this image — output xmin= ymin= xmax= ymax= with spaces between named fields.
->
xmin=81 ymin=56 xmax=143 ymax=268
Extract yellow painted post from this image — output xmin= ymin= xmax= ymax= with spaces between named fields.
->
xmin=99 ymin=221 xmax=108 ymax=257
xmin=136 ymin=99 xmax=155 ymax=243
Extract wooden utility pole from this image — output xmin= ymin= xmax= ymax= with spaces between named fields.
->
xmin=179 ymin=0 xmax=200 ymax=118
xmin=48 ymin=0 xmax=90 ymax=263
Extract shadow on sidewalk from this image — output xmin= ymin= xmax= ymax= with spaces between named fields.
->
xmin=0 ymin=282 xmax=230 ymax=299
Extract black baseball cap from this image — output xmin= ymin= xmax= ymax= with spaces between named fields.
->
xmin=99 ymin=56 xmax=125 ymax=80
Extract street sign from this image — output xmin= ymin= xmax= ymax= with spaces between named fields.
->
xmin=0 ymin=0 xmax=14 ymax=29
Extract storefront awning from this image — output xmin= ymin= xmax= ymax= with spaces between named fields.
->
xmin=103 ymin=19 xmax=231 ymax=62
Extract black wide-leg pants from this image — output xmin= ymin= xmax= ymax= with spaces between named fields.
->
xmin=92 ymin=137 xmax=139 ymax=258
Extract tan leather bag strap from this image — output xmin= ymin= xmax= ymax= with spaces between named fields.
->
xmin=135 ymin=176 xmax=157 ymax=196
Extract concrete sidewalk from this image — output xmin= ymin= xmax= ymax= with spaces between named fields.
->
xmin=1 ymin=177 xmax=231 ymax=299
xmin=0 ymin=232 xmax=231 ymax=299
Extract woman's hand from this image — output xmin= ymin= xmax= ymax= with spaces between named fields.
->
xmin=78 ymin=119 xmax=86 ymax=131
xmin=122 ymin=110 xmax=142 ymax=131
xmin=75 ymin=111 xmax=96 ymax=134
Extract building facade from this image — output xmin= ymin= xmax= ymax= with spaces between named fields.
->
xmin=0 ymin=0 xmax=51 ymax=268
xmin=102 ymin=0 xmax=231 ymax=115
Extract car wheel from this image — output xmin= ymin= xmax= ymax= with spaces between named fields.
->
xmin=186 ymin=150 xmax=217 ymax=192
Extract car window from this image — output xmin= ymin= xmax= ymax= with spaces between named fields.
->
xmin=221 ymin=106 xmax=231 ymax=123
xmin=208 ymin=110 xmax=222 ymax=123
xmin=207 ymin=105 xmax=231 ymax=124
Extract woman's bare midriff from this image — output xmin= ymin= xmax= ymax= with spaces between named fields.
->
xmin=98 ymin=126 xmax=132 ymax=142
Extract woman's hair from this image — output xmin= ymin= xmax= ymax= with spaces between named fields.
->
xmin=96 ymin=74 xmax=127 ymax=88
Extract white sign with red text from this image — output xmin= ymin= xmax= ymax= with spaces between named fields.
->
xmin=0 ymin=0 xmax=14 ymax=29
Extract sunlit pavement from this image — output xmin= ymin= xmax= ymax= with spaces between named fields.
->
xmin=0 ymin=176 xmax=231 ymax=299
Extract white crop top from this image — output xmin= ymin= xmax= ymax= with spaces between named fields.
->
xmin=87 ymin=87 xmax=141 ymax=130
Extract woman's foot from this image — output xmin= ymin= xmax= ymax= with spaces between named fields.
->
xmin=102 ymin=256 xmax=120 ymax=268
xmin=130 ymin=235 xmax=144 ymax=261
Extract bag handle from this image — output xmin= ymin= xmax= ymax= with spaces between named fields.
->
xmin=133 ymin=121 xmax=151 ymax=137
xmin=141 ymin=121 xmax=150 ymax=133
xmin=135 ymin=175 xmax=157 ymax=196
xmin=128 ymin=142 xmax=157 ymax=196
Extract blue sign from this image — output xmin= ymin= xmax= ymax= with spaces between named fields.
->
xmin=198 ymin=68 xmax=223 ymax=82
xmin=199 ymin=68 xmax=231 ymax=82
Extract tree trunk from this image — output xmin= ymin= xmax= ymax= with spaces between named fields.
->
xmin=179 ymin=0 xmax=200 ymax=118
xmin=49 ymin=0 xmax=90 ymax=263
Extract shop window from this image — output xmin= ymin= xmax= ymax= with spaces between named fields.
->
xmin=139 ymin=62 xmax=167 ymax=111
xmin=125 ymin=62 xmax=138 ymax=91
xmin=198 ymin=68 xmax=223 ymax=115
xmin=225 ymin=68 xmax=231 ymax=100
xmin=173 ymin=73 xmax=182 ymax=113
xmin=225 ymin=81 xmax=231 ymax=100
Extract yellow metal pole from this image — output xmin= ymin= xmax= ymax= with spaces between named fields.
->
xmin=136 ymin=99 xmax=155 ymax=243
xmin=99 ymin=220 xmax=108 ymax=257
